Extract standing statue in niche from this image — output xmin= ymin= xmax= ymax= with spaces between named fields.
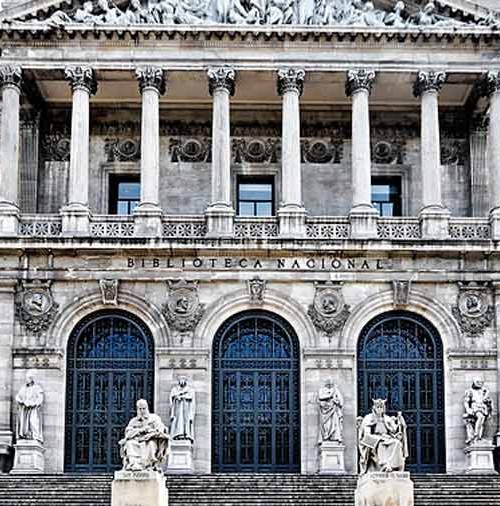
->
xmin=16 ymin=370 xmax=44 ymax=443
xmin=357 ymin=399 xmax=408 ymax=474
xmin=119 ymin=399 xmax=169 ymax=472
xmin=318 ymin=379 xmax=344 ymax=443
xmin=170 ymin=376 xmax=196 ymax=441
xmin=463 ymin=377 xmax=493 ymax=445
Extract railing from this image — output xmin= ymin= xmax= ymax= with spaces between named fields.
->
xmin=377 ymin=217 xmax=421 ymax=240
xmin=449 ymin=218 xmax=491 ymax=240
xmin=18 ymin=214 xmax=62 ymax=237
xmin=15 ymin=214 xmax=494 ymax=242
xmin=234 ymin=217 xmax=279 ymax=238
xmin=90 ymin=215 xmax=135 ymax=237
xmin=162 ymin=215 xmax=207 ymax=239
xmin=305 ymin=217 xmax=350 ymax=239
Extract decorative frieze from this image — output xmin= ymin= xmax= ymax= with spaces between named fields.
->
xmin=345 ymin=69 xmax=376 ymax=96
xmin=41 ymin=133 xmax=70 ymax=162
xmin=104 ymin=138 xmax=140 ymax=162
xmin=169 ymin=137 xmax=211 ymax=163
xmin=301 ymin=139 xmax=343 ymax=164
xmin=0 ymin=65 xmax=23 ymax=91
xmin=163 ymin=280 xmax=205 ymax=342
xmin=451 ymin=282 xmax=495 ymax=337
xmin=64 ymin=66 xmax=97 ymax=95
xmin=207 ymin=67 xmax=235 ymax=96
xmin=371 ymin=140 xmax=405 ymax=164
xmin=233 ymin=138 xmax=279 ymax=164
xmin=247 ymin=277 xmax=266 ymax=303
xmin=277 ymin=68 xmax=305 ymax=96
xmin=413 ymin=70 xmax=447 ymax=97
xmin=308 ymin=282 xmax=350 ymax=338
xmin=13 ymin=349 xmax=64 ymax=370
xmin=15 ymin=281 xmax=59 ymax=336
xmin=99 ymin=279 xmax=119 ymax=305
xmin=135 ymin=66 xmax=166 ymax=95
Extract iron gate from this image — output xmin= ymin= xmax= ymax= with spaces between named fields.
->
xmin=65 ymin=310 xmax=154 ymax=472
xmin=357 ymin=311 xmax=445 ymax=473
xmin=212 ymin=310 xmax=300 ymax=472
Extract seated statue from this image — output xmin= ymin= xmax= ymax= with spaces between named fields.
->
xmin=358 ymin=399 xmax=408 ymax=475
xmin=119 ymin=399 xmax=169 ymax=472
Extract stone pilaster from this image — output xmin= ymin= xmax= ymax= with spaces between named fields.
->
xmin=413 ymin=70 xmax=450 ymax=239
xmin=0 ymin=280 xmax=16 ymax=472
xmin=205 ymin=67 xmax=236 ymax=237
xmin=61 ymin=66 xmax=97 ymax=236
xmin=345 ymin=69 xmax=378 ymax=239
xmin=277 ymin=67 xmax=307 ymax=238
xmin=0 ymin=65 xmax=22 ymax=237
xmin=479 ymin=71 xmax=500 ymax=239
xmin=134 ymin=66 xmax=166 ymax=237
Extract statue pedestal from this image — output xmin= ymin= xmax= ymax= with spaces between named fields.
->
xmin=318 ymin=442 xmax=345 ymax=474
xmin=355 ymin=472 xmax=413 ymax=506
xmin=167 ymin=439 xmax=194 ymax=474
xmin=112 ymin=470 xmax=168 ymax=506
xmin=464 ymin=443 xmax=496 ymax=474
xmin=11 ymin=439 xmax=45 ymax=474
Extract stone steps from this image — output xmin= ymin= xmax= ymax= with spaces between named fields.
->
xmin=0 ymin=473 xmax=500 ymax=506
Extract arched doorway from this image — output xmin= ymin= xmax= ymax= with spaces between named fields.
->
xmin=64 ymin=310 xmax=154 ymax=472
xmin=357 ymin=310 xmax=445 ymax=473
xmin=212 ymin=310 xmax=300 ymax=472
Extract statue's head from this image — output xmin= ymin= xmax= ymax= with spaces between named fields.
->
xmin=136 ymin=399 xmax=150 ymax=418
xmin=25 ymin=370 xmax=35 ymax=385
xmin=395 ymin=1 xmax=404 ymax=11
xmin=372 ymin=398 xmax=386 ymax=416
xmin=83 ymin=1 xmax=94 ymax=12
xmin=424 ymin=1 xmax=435 ymax=13
xmin=178 ymin=375 xmax=188 ymax=387
xmin=472 ymin=377 xmax=484 ymax=389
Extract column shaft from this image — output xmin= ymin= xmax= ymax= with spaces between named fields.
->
xmin=488 ymin=90 xmax=500 ymax=209
xmin=140 ymin=87 xmax=161 ymax=206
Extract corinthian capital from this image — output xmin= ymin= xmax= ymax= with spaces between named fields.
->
xmin=345 ymin=69 xmax=376 ymax=97
xmin=0 ymin=65 xmax=23 ymax=92
xmin=478 ymin=71 xmax=500 ymax=98
xmin=413 ymin=70 xmax=447 ymax=97
xmin=277 ymin=68 xmax=305 ymax=96
xmin=135 ymin=66 xmax=166 ymax=95
xmin=64 ymin=66 xmax=97 ymax=95
xmin=207 ymin=67 xmax=235 ymax=96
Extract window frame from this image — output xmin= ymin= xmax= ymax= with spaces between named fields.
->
xmin=236 ymin=174 xmax=276 ymax=217
xmin=108 ymin=173 xmax=141 ymax=215
xmin=371 ymin=165 xmax=410 ymax=216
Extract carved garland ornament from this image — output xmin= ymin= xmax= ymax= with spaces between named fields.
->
xmin=451 ymin=282 xmax=495 ymax=337
xmin=15 ymin=281 xmax=59 ymax=335
xmin=308 ymin=282 xmax=350 ymax=337
xmin=104 ymin=138 xmax=140 ymax=162
xmin=163 ymin=280 xmax=205 ymax=334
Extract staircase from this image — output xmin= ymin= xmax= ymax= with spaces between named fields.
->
xmin=0 ymin=473 xmax=500 ymax=506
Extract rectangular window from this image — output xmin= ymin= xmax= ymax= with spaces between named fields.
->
xmin=109 ymin=175 xmax=140 ymax=215
xmin=371 ymin=176 xmax=402 ymax=217
xmin=237 ymin=176 xmax=274 ymax=217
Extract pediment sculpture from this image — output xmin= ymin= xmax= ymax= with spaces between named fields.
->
xmin=10 ymin=0 xmax=499 ymax=29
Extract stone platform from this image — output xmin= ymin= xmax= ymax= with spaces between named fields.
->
xmin=111 ymin=470 xmax=168 ymax=506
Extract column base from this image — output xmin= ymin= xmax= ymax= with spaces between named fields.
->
xmin=205 ymin=204 xmax=235 ymax=238
xmin=61 ymin=204 xmax=91 ymax=237
xmin=355 ymin=472 xmax=413 ymax=506
xmin=11 ymin=439 xmax=45 ymax=474
xmin=349 ymin=205 xmax=378 ymax=240
xmin=0 ymin=202 xmax=19 ymax=237
xmin=0 ymin=430 xmax=13 ymax=473
xmin=278 ymin=205 xmax=307 ymax=238
xmin=167 ymin=439 xmax=194 ymax=474
xmin=112 ymin=470 xmax=168 ymax=506
xmin=464 ymin=442 xmax=497 ymax=474
xmin=418 ymin=205 xmax=450 ymax=240
xmin=134 ymin=204 xmax=163 ymax=238
xmin=318 ymin=441 xmax=345 ymax=474
xmin=489 ymin=207 xmax=500 ymax=240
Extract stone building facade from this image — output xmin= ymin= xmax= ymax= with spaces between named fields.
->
xmin=0 ymin=0 xmax=500 ymax=477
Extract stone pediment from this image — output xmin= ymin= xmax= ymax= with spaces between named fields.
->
xmin=2 ymin=0 xmax=499 ymax=30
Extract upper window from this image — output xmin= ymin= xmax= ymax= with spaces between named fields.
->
xmin=109 ymin=175 xmax=140 ymax=215
xmin=237 ymin=176 xmax=274 ymax=217
xmin=371 ymin=176 xmax=402 ymax=217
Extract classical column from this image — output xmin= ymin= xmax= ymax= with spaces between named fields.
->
xmin=277 ymin=67 xmax=307 ymax=238
xmin=480 ymin=71 xmax=500 ymax=239
xmin=62 ymin=66 xmax=97 ymax=236
xmin=0 ymin=65 xmax=23 ymax=236
xmin=345 ymin=69 xmax=378 ymax=239
xmin=134 ymin=66 xmax=166 ymax=237
xmin=469 ymin=114 xmax=489 ymax=217
xmin=0 ymin=281 xmax=16 ymax=471
xmin=413 ymin=70 xmax=450 ymax=239
xmin=205 ymin=67 xmax=235 ymax=237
